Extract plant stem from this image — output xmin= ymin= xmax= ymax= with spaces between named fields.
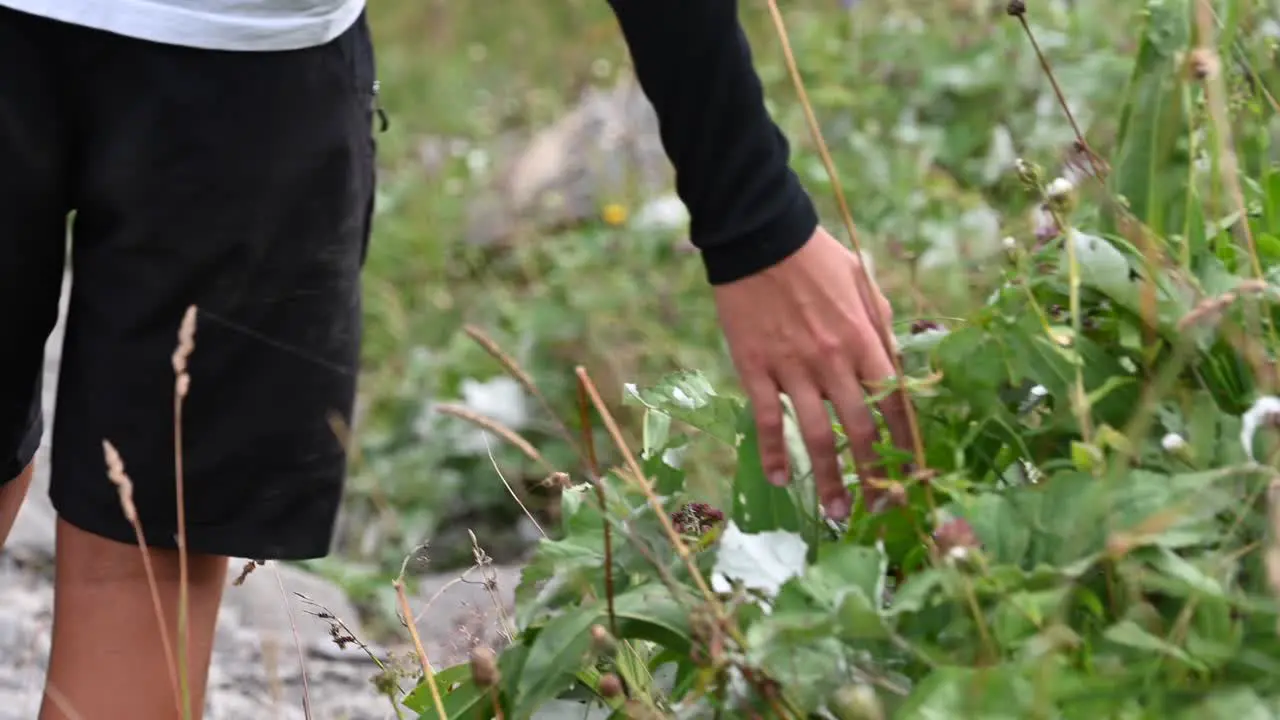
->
xmin=763 ymin=0 xmax=929 ymax=475
xmin=394 ymin=576 xmax=447 ymax=720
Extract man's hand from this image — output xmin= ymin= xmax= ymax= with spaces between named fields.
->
xmin=713 ymin=226 xmax=912 ymax=521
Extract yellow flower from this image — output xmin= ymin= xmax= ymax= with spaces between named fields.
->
xmin=601 ymin=202 xmax=628 ymax=227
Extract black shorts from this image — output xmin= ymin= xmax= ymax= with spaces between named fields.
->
xmin=0 ymin=6 xmax=377 ymax=560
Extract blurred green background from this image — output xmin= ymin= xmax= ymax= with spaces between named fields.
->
xmin=314 ymin=0 xmax=1141 ymax=601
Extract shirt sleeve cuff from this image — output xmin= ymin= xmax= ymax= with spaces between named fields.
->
xmin=697 ymin=190 xmax=819 ymax=286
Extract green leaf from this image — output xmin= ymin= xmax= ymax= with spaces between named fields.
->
xmin=731 ymin=410 xmax=802 ymax=533
xmin=744 ymin=609 xmax=847 ymax=714
xmin=1175 ymin=687 xmax=1276 ymax=720
xmin=513 ymin=605 xmax=603 ymax=712
xmin=1107 ymin=0 xmax=1192 ymax=236
xmin=896 ymin=665 xmax=1032 ymax=719
xmin=623 ymin=371 xmax=743 ymax=445
xmin=610 ymin=584 xmax=694 ymax=653
xmin=957 ymin=493 xmax=1031 ymax=565
xmin=1103 ymin=619 xmax=1204 ymax=669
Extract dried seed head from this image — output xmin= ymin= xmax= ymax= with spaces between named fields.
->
xmin=102 ymin=439 xmax=138 ymax=524
xmin=1189 ymin=48 xmax=1219 ymax=80
xmin=469 ymin=647 xmax=500 ymax=688
xmin=171 ymin=305 xmax=198 ymax=376
xmin=542 ymin=471 xmax=572 ymax=489
xmin=909 ymin=319 xmax=944 ymax=335
xmin=1005 ymin=0 xmax=1026 ymax=17
xmin=598 ymin=673 xmax=624 ymax=699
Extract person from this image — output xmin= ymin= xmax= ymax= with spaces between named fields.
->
xmin=0 ymin=0 xmax=909 ymax=717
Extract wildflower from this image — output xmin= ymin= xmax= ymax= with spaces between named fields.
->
xmin=601 ymin=202 xmax=629 ymax=227
xmin=670 ymin=502 xmax=725 ymax=537
xmin=1033 ymin=204 xmax=1061 ymax=243
xmin=1015 ymin=157 xmax=1041 ymax=187
xmin=933 ymin=517 xmax=979 ymax=557
xmin=1160 ymin=433 xmax=1186 ymax=452
xmin=1046 ymin=177 xmax=1077 ymax=214
xmin=1046 ymin=176 xmax=1074 ymax=199
xmin=1001 ymin=235 xmax=1017 ymax=251
xmin=909 ymin=319 xmax=944 ymax=335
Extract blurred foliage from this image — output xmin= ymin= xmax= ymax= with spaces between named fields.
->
xmin=317 ymin=0 xmax=1165 ymax=605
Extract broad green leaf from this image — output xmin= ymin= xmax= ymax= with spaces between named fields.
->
xmin=731 ymin=410 xmax=802 ymax=533
xmin=610 ymin=584 xmax=694 ymax=652
xmin=744 ymin=609 xmax=847 ymax=714
xmin=1107 ymin=0 xmax=1192 ymax=236
xmin=956 ymin=493 xmax=1031 ymax=565
xmin=896 ymin=665 xmax=1032 ymax=719
xmin=623 ymin=371 xmax=742 ymax=445
xmin=1103 ymin=619 xmax=1204 ymax=669
xmin=514 ymin=605 xmax=604 ymax=712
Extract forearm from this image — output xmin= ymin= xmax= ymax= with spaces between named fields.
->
xmin=608 ymin=0 xmax=819 ymax=285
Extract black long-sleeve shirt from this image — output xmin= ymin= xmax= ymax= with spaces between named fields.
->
xmin=608 ymin=0 xmax=820 ymax=285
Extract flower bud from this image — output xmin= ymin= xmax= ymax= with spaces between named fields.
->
xmin=829 ymin=684 xmax=884 ymax=720
xmin=469 ymin=647 xmax=501 ymax=688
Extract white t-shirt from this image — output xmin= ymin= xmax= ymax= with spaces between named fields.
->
xmin=0 ymin=0 xmax=366 ymax=51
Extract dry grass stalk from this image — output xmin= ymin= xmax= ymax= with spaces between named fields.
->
xmin=102 ymin=439 xmax=181 ymax=713
xmin=462 ymin=324 xmax=585 ymax=459
xmin=434 ymin=403 xmax=555 ymax=474
xmin=171 ymin=304 xmax=198 ymax=719
xmin=395 ymin=553 xmax=447 ymax=720
xmin=481 ymin=432 xmax=547 ymax=540
xmin=763 ymin=0 xmax=927 ymax=475
xmin=273 ymin=564 xmax=313 ymax=719
xmin=468 ymin=529 xmax=516 ymax=643
xmin=43 ymin=683 xmax=86 ymax=720
xmin=1267 ymin=480 xmax=1280 ymax=633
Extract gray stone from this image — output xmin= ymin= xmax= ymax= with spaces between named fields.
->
xmin=464 ymin=77 xmax=672 ymax=248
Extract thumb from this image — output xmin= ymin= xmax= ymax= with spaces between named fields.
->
xmin=746 ymin=379 xmax=790 ymax=487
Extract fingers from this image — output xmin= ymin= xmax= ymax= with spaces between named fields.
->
xmin=779 ymin=370 xmax=851 ymax=521
xmin=849 ymin=256 xmax=913 ymax=467
xmin=859 ymin=343 xmax=914 ymax=470
xmin=742 ymin=372 xmax=790 ymax=488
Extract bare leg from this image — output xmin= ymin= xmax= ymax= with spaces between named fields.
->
xmin=0 ymin=462 xmax=33 ymax=546
xmin=41 ymin=518 xmax=228 ymax=720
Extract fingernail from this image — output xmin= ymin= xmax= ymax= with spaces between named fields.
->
xmin=768 ymin=470 xmax=788 ymax=487
xmin=827 ymin=495 xmax=851 ymax=521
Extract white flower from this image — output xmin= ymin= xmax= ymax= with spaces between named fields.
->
xmin=946 ymin=545 xmax=970 ymax=563
xmin=1046 ymin=176 xmax=1075 ymax=199
xmin=1029 ymin=384 xmax=1049 ymax=398
xmin=1002 ymin=235 xmax=1017 ymax=251
xmin=1241 ymin=396 xmax=1280 ymax=461
xmin=1161 ymin=433 xmax=1187 ymax=452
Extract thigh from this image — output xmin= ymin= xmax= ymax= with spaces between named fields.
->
xmin=0 ymin=7 xmax=73 ymax=485
xmin=50 ymin=14 xmax=378 ymax=560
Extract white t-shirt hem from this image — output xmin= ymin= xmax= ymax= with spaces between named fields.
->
xmin=0 ymin=0 xmax=366 ymax=51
